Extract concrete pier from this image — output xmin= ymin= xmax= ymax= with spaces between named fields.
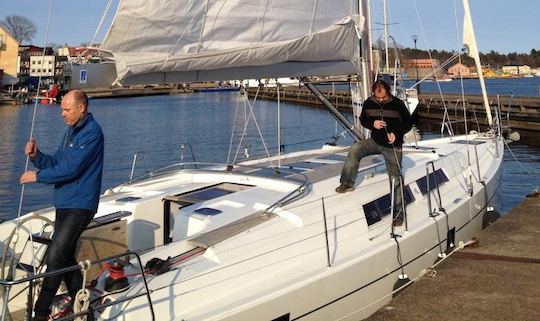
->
xmin=365 ymin=194 xmax=540 ymax=321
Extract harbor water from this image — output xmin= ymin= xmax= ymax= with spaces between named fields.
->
xmin=1 ymin=79 xmax=539 ymax=220
xmin=407 ymin=76 xmax=540 ymax=97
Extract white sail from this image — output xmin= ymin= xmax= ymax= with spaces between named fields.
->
xmin=462 ymin=0 xmax=492 ymax=125
xmin=101 ymin=0 xmax=362 ymax=84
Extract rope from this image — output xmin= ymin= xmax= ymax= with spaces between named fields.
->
xmin=504 ymin=139 xmax=540 ymax=176
xmin=73 ymin=260 xmax=92 ymax=321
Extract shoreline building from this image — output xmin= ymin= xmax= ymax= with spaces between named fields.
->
xmin=0 ymin=26 xmax=20 ymax=88
xmin=448 ymin=63 xmax=472 ymax=78
xmin=402 ymin=58 xmax=443 ymax=79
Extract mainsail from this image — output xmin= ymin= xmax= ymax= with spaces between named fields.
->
xmin=101 ymin=1 xmax=363 ymax=85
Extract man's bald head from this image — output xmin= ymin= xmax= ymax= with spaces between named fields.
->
xmin=61 ymin=90 xmax=89 ymax=126
xmin=64 ymin=90 xmax=89 ymax=111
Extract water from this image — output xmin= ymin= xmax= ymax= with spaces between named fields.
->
xmin=406 ymin=76 xmax=540 ymax=97
xmin=1 ymin=81 xmax=539 ymax=220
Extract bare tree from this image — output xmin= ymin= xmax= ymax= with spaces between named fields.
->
xmin=0 ymin=15 xmax=37 ymax=44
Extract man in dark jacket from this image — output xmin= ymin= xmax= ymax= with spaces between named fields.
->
xmin=20 ymin=89 xmax=104 ymax=320
xmin=335 ymin=80 xmax=412 ymax=226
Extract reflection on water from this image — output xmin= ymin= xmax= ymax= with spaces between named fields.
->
xmin=0 ymin=93 xmax=538 ymax=220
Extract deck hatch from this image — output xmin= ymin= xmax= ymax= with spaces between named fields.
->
xmin=452 ymin=140 xmax=486 ymax=145
xmin=115 ymin=196 xmax=142 ymax=203
xmin=364 ymin=186 xmax=415 ymax=226
xmin=286 ymin=161 xmax=326 ymax=169
xmin=179 ymin=182 xmax=253 ymax=202
xmin=416 ymin=169 xmax=449 ymax=195
xmin=193 ymin=207 xmax=223 ymax=216
xmin=163 ymin=182 xmax=253 ymax=244
xmin=317 ymin=154 xmax=347 ymax=161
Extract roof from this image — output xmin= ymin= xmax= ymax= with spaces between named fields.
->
xmin=67 ymin=47 xmax=99 ymax=57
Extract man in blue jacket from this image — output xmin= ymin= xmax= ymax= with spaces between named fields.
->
xmin=335 ymin=80 xmax=412 ymax=226
xmin=20 ymin=89 xmax=104 ymax=320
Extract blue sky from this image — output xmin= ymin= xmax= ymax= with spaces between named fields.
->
xmin=0 ymin=0 xmax=538 ymax=54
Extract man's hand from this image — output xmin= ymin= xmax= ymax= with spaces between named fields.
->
xmin=20 ymin=171 xmax=37 ymax=184
xmin=387 ymin=132 xmax=396 ymax=144
xmin=25 ymin=138 xmax=38 ymax=159
xmin=373 ymin=120 xmax=387 ymax=129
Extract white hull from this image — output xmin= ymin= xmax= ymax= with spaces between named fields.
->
xmin=1 ymin=132 xmax=502 ymax=321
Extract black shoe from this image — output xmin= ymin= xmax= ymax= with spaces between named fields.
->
xmin=335 ymin=184 xmax=354 ymax=193
xmin=392 ymin=215 xmax=404 ymax=227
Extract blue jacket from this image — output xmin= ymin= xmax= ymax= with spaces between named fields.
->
xmin=33 ymin=113 xmax=104 ymax=213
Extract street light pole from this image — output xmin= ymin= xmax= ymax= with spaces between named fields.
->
xmin=412 ymin=35 xmax=419 ymax=81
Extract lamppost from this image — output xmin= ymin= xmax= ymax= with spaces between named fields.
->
xmin=412 ymin=35 xmax=419 ymax=81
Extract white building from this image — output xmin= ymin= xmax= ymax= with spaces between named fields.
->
xmin=502 ymin=65 xmax=531 ymax=75
xmin=29 ymin=55 xmax=56 ymax=77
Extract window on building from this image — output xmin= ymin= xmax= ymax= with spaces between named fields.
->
xmin=32 ymin=61 xmax=36 ymax=64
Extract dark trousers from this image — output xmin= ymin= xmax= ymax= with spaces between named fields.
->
xmin=34 ymin=208 xmax=94 ymax=317
xmin=340 ymin=138 xmax=404 ymax=217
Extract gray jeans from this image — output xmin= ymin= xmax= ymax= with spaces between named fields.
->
xmin=340 ymin=138 xmax=404 ymax=217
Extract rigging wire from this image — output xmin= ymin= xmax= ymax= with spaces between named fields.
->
xmin=277 ymin=82 xmax=281 ymax=167
xmin=232 ymin=85 xmax=275 ymax=166
xmin=3 ymin=3 xmax=56 ymax=319
xmin=15 ymin=0 xmax=56 ymax=225
xmin=412 ymin=0 xmax=454 ymax=137
xmin=226 ymin=88 xmax=242 ymax=164
xmin=90 ymin=0 xmax=114 ymax=47
xmin=452 ymin=0 xmax=475 ymax=190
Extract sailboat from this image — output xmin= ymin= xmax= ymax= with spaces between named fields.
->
xmin=0 ymin=1 xmax=504 ymax=320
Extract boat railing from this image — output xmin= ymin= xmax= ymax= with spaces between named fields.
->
xmin=111 ymin=161 xmax=310 ymax=208
xmin=129 ymin=151 xmax=148 ymax=183
xmin=179 ymin=143 xmax=197 ymax=168
xmin=129 ymin=144 xmax=198 ymax=182
xmin=425 ymin=134 xmax=498 ymax=217
xmin=0 ymin=251 xmax=155 ymax=321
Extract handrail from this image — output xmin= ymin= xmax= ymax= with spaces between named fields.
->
xmin=0 ymin=251 xmax=155 ymax=321
xmin=425 ymin=161 xmax=445 ymax=217
xmin=129 ymin=151 xmax=148 ymax=183
xmin=179 ymin=143 xmax=197 ymax=169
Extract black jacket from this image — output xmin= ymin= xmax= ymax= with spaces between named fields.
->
xmin=360 ymin=96 xmax=413 ymax=148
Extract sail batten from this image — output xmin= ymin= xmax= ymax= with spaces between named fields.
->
xmin=101 ymin=0 xmax=361 ymax=83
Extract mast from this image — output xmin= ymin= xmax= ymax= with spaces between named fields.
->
xmin=359 ymin=0 xmax=372 ymax=98
xmin=383 ymin=0 xmax=389 ymax=72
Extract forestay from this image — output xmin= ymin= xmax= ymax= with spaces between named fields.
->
xmin=101 ymin=0 xmax=363 ymax=84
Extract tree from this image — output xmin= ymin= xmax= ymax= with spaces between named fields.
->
xmin=0 ymin=15 xmax=37 ymax=44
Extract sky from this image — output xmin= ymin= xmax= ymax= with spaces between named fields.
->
xmin=0 ymin=0 xmax=538 ymax=54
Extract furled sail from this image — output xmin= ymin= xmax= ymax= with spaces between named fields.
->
xmin=101 ymin=0 xmax=362 ymax=84
xmin=462 ymin=0 xmax=492 ymax=125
